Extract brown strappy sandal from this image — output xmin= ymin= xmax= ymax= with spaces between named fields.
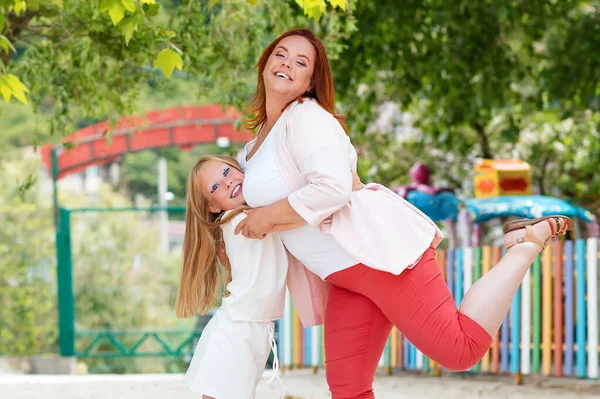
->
xmin=503 ymin=215 xmax=574 ymax=250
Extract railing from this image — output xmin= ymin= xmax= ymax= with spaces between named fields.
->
xmin=76 ymin=329 xmax=202 ymax=358
xmin=277 ymin=238 xmax=600 ymax=380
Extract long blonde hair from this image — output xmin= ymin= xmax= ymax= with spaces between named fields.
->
xmin=175 ymin=155 xmax=246 ymax=318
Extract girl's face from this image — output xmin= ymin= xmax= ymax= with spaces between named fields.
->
xmin=262 ymin=35 xmax=316 ymax=102
xmin=199 ymin=160 xmax=245 ymax=213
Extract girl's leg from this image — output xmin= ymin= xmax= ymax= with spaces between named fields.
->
xmin=324 ymin=284 xmax=392 ymax=399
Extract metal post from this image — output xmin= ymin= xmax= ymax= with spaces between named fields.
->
xmin=51 ymin=147 xmax=59 ymax=227
xmin=56 ymin=208 xmax=75 ymax=356
xmin=158 ymin=157 xmax=169 ymax=252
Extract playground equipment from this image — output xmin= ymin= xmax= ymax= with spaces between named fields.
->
xmin=462 ymin=159 xmax=599 ymax=246
xmin=392 ymin=162 xmax=461 ymax=247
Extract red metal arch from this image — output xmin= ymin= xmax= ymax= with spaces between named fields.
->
xmin=41 ymin=105 xmax=253 ymax=180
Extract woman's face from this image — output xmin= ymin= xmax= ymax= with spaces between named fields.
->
xmin=199 ymin=160 xmax=245 ymax=213
xmin=262 ymin=35 xmax=316 ymax=102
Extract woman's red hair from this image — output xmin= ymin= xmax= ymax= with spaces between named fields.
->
xmin=245 ymin=28 xmax=347 ymax=133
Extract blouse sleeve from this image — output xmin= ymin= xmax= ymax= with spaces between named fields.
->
xmin=286 ymin=102 xmax=353 ymax=227
xmin=221 ymin=213 xmax=272 ymax=269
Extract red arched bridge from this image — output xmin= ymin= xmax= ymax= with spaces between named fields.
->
xmin=40 ymin=105 xmax=253 ymax=180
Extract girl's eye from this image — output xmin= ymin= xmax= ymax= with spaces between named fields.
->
xmin=211 ymin=184 xmax=219 ymax=194
xmin=223 ymin=167 xmax=230 ymax=177
xmin=295 ymin=61 xmax=305 ymax=67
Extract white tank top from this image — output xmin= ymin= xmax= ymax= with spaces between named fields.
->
xmin=241 ymin=120 xmax=358 ymax=280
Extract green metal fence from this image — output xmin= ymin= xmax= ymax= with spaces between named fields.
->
xmin=55 ymin=206 xmax=200 ymax=359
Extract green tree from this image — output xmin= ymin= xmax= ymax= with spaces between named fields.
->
xmin=0 ymin=153 xmax=56 ymax=355
xmin=0 ymin=0 xmax=351 ymax=135
xmin=334 ymin=1 xmax=600 ymax=219
xmin=0 ymin=152 xmax=194 ymax=373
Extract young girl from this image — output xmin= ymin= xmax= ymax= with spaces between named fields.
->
xmin=175 ymin=155 xmax=293 ymax=399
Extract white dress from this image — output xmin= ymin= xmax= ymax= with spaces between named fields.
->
xmin=184 ymin=212 xmax=288 ymax=399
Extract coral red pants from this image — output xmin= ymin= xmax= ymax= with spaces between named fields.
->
xmin=324 ymin=247 xmax=492 ymax=399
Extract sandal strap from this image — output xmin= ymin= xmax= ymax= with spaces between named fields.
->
xmin=504 ymin=216 xmax=571 ymax=251
xmin=557 ymin=217 xmax=569 ymax=236
xmin=505 ymin=225 xmax=549 ymax=250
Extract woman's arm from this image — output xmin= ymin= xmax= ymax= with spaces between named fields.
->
xmin=235 ymin=170 xmax=364 ymax=238
xmin=236 ymin=103 xmax=357 ymax=239
xmin=234 ymin=198 xmax=300 ymax=237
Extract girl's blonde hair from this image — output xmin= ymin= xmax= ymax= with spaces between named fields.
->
xmin=175 ymin=155 xmax=246 ymax=318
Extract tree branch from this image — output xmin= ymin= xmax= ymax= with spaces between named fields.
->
xmin=1 ymin=10 xmax=37 ymax=65
xmin=473 ymin=121 xmax=493 ymax=159
xmin=537 ymin=153 xmax=550 ymax=195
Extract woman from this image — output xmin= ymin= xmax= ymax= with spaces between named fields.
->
xmin=235 ymin=28 xmax=572 ymax=399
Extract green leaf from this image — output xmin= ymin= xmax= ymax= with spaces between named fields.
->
xmin=100 ymin=0 xmax=126 ymax=25
xmin=208 ymin=0 xmax=220 ymax=8
xmin=153 ymin=48 xmax=182 ymax=78
xmin=0 ymin=35 xmax=15 ymax=54
xmin=144 ymin=3 xmax=159 ymax=16
xmin=109 ymin=5 xmax=125 ymax=25
xmin=121 ymin=0 xmax=135 ymax=13
xmin=13 ymin=0 xmax=26 ymax=14
xmin=327 ymin=0 xmax=346 ymax=10
xmin=0 ymin=73 xmax=30 ymax=104
xmin=296 ymin=0 xmax=326 ymax=21
xmin=28 ymin=0 xmax=40 ymax=10
xmin=119 ymin=17 xmax=137 ymax=46
xmin=140 ymin=0 xmax=155 ymax=3
xmin=0 ymin=14 xmax=5 ymax=33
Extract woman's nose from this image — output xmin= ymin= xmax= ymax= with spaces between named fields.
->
xmin=280 ymin=61 xmax=291 ymax=69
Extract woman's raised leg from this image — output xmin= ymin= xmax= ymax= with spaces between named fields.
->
xmin=326 ymin=216 xmax=572 ymax=371
xmin=459 ymin=216 xmax=572 ymax=336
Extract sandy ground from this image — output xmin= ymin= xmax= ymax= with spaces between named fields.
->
xmin=2 ymin=369 xmax=600 ymax=399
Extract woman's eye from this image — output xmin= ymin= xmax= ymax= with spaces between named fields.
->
xmin=211 ymin=184 xmax=219 ymax=193
xmin=296 ymin=61 xmax=305 ymax=67
xmin=275 ymin=53 xmax=285 ymax=58
xmin=223 ymin=167 xmax=230 ymax=177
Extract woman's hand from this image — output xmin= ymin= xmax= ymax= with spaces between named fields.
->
xmin=234 ymin=208 xmax=274 ymax=239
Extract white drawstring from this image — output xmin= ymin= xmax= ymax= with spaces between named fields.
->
xmin=266 ymin=324 xmax=284 ymax=399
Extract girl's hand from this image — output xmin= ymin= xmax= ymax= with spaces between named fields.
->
xmin=234 ymin=208 xmax=274 ymax=239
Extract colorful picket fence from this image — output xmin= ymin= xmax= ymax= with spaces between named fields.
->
xmin=276 ymin=238 xmax=600 ymax=379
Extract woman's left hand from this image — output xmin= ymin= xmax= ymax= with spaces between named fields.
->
xmin=234 ymin=208 xmax=274 ymax=239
